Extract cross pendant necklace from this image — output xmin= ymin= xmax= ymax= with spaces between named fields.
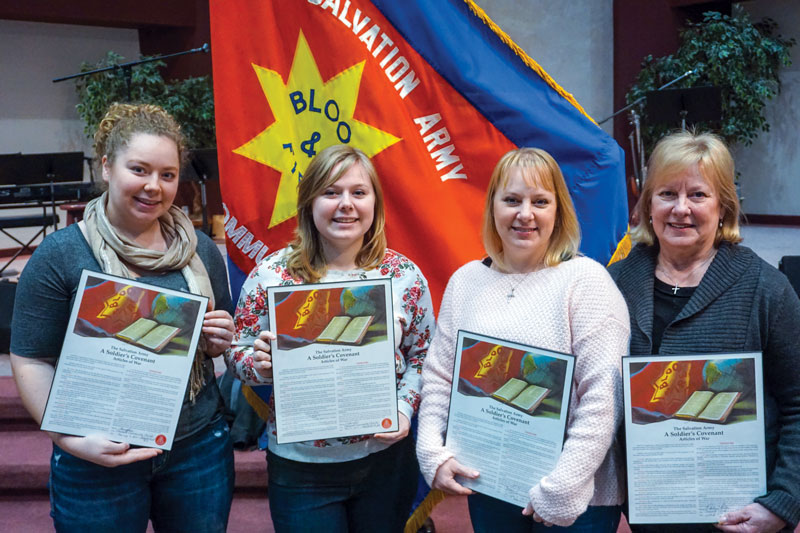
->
xmin=506 ymin=272 xmax=533 ymax=302
xmin=656 ymin=251 xmax=716 ymax=296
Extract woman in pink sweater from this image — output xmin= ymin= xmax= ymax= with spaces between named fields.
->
xmin=416 ymin=148 xmax=630 ymax=531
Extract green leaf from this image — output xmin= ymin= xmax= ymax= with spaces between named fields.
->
xmin=625 ymin=7 xmax=794 ymax=161
xmin=74 ymin=51 xmax=215 ymax=149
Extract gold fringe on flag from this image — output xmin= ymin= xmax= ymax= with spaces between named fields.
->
xmin=404 ymin=489 xmax=447 ymax=533
xmin=242 ymin=384 xmax=273 ymax=421
xmin=463 ymin=0 xmax=597 ymax=125
xmin=464 ymin=0 xmax=632 ymax=267
xmin=608 ymin=233 xmax=632 ymax=265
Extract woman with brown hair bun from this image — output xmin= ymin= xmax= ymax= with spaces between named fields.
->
xmin=10 ymin=103 xmax=236 ymax=532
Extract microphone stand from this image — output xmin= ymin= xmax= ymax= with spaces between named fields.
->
xmin=598 ymin=69 xmax=698 ymax=192
xmin=52 ymin=43 xmax=210 ymax=101
xmin=598 ymin=69 xmax=697 ymax=126
xmin=52 ymin=44 xmax=212 ymax=223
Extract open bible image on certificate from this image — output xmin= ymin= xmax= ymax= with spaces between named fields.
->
xmin=267 ymin=278 xmax=397 ymax=444
xmin=40 ymin=270 xmax=208 ymax=450
xmin=622 ymin=352 xmax=766 ymax=524
xmin=445 ymin=331 xmax=575 ymax=507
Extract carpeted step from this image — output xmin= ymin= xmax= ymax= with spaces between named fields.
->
xmin=0 ymin=431 xmax=51 ymax=493
xmin=0 ymin=493 xmax=273 ymax=533
xmin=233 ymin=448 xmax=268 ymax=492
xmin=0 ymin=376 xmax=37 ymax=431
xmin=0 ymin=431 xmax=266 ymax=494
xmin=0 ymin=494 xmax=53 ymax=532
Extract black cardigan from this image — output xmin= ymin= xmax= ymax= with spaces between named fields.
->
xmin=609 ymin=241 xmax=800 ymax=527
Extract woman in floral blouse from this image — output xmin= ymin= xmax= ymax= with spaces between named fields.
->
xmin=226 ymin=144 xmax=434 ymax=532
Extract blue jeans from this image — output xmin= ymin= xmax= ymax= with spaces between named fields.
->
xmin=267 ymin=436 xmax=418 ymax=533
xmin=49 ymin=418 xmax=234 ymax=533
xmin=468 ymin=492 xmax=622 ymax=533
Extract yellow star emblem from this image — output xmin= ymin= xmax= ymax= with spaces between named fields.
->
xmin=234 ymin=31 xmax=401 ymax=228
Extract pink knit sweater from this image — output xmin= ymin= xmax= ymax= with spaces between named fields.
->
xmin=416 ymin=257 xmax=630 ymax=526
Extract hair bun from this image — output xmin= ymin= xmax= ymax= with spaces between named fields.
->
xmin=93 ymin=102 xmax=186 ymax=169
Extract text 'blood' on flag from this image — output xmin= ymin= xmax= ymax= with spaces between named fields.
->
xmin=210 ymin=0 xmax=628 ymax=306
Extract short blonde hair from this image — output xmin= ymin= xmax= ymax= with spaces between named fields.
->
xmin=482 ymin=148 xmax=580 ymax=271
xmin=286 ymin=145 xmax=386 ymax=282
xmin=630 ymin=131 xmax=741 ymax=246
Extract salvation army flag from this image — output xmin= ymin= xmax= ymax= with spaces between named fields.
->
xmin=210 ymin=2 xmax=629 ymax=526
xmin=209 ymin=0 xmax=628 ymax=308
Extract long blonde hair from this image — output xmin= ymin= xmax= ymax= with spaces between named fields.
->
xmin=286 ymin=145 xmax=387 ymax=282
xmin=482 ymin=148 xmax=580 ymax=271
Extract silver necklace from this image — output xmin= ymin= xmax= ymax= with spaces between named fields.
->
xmin=656 ymin=252 xmax=716 ymax=295
xmin=506 ymin=272 xmax=533 ymax=302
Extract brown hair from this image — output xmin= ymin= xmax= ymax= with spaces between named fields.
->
xmin=630 ymin=131 xmax=741 ymax=246
xmin=94 ymin=103 xmax=188 ymax=173
xmin=482 ymin=147 xmax=580 ymax=271
xmin=286 ymin=145 xmax=387 ymax=282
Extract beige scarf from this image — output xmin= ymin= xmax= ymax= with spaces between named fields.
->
xmin=82 ymin=192 xmax=215 ymax=399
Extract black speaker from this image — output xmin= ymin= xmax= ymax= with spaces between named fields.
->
xmin=778 ymin=256 xmax=800 ymax=299
xmin=0 ymin=280 xmax=15 ymax=353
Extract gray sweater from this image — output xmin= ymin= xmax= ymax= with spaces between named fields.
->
xmin=11 ymin=223 xmax=233 ymax=441
xmin=609 ymin=242 xmax=800 ymax=527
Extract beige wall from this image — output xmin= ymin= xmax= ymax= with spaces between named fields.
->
xmin=737 ymin=0 xmax=800 ymax=216
xmin=479 ymin=0 xmax=615 ymax=135
xmin=0 ymin=20 xmax=139 ymax=249
xmin=0 ymin=19 xmax=140 ymax=155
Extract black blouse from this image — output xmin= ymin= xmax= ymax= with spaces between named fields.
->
xmin=651 ymin=277 xmax=695 ymax=353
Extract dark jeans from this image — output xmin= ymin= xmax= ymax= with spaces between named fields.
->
xmin=49 ymin=418 xmax=234 ymax=533
xmin=267 ymin=436 xmax=418 ymax=533
xmin=468 ymin=491 xmax=622 ymax=533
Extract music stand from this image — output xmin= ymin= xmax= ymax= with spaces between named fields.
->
xmin=0 ymin=152 xmax=85 ymax=275
xmin=180 ymin=149 xmax=219 ymax=234
xmin=646 ymin=86 xmax=722 ymax=129
xmin=0 ymin=151 xmax=84 ymax=185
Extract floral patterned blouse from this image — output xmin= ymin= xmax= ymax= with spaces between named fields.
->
xmin=226 ymin=247 xmax=434 ymax=462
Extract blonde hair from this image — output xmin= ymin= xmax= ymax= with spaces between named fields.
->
xmin=482 ymin=148 xmax=580 ymax=271
xmin=630 ymin=131 xmax=741 ymax=246
xmin=286 ymin=145 xmax=386 ymax=282
xmin=94 ymin=103 xmax=187 ymax=174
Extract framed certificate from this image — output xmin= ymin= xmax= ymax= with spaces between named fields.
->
xmin=444 ymin=330 xmax=575 ymax=507
xmin=267 ymin=278 xmax=397 ymax=444
xmin=41 ymin=270 xmax=208 ymax=450
xmin=622 ymin=352 xmax=767 ymax=524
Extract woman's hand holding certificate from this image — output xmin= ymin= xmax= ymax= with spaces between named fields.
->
xmin=432 ymin=457 xmax=479 ymax=496
xmin=716 ymin=503 xmax=786 ymax=533
xmin=50 ymin=433 xmax=162 ymax=468
xmin=252 ymin=330 xmax=276 ymax=380
xmin=372 ymin=413 xmax=410 ymax=444
xmin=201 ymin=306 xmax=235 ymax=358
xmin=523 ymin=502 xmax=553 ymax=527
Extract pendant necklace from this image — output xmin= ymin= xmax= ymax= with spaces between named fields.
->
xmin=506 ymin=272 xmax=533 ymax=302
xmin=656 ymin=252 xmax=716 ymax=295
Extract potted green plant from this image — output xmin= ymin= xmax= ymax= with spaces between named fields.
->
xmin=626 ymin=6 xmax=794 ymax=158
xmin=74 ymin=51 xmax=216 ymax=149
